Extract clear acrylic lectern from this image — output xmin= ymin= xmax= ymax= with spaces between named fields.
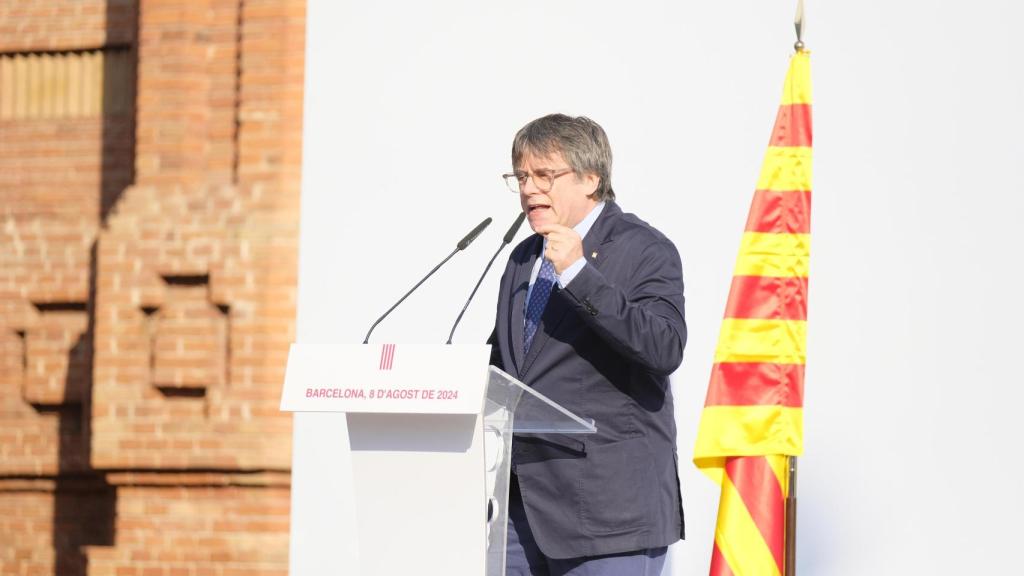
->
xmin=482 ymin=366 xmax=597 ymax=575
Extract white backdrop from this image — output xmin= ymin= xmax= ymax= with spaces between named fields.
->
xmin=295 ymin=1 xmax=1024 ymax=573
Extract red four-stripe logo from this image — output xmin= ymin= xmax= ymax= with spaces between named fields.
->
xmin=379 ymin=343 xmax=395 ymax=370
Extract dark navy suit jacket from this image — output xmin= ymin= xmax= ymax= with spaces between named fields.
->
xmin=488 ymin=201 xmax=687 ymax=559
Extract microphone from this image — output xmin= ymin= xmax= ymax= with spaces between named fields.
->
xmin=446 ymin=212 xmax=526 ymax=344
xmin=363 ymin=217 xmax=492 ymax=344
xmin=458 ymin=218 xmax=492 ymax=250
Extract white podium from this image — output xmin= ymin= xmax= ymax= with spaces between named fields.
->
xmin=281 ymin=343 xmax=596 ymax=576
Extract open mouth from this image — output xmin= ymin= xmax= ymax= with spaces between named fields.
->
xmin=528 ymin=204 xmax=551 ymax=213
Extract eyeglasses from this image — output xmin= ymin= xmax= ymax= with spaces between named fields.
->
xmin=502 ymin=168 xmax=574 ymax=193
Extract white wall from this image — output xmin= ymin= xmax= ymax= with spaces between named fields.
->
xmin=296 ymin=1 xmax=1024 ymax=573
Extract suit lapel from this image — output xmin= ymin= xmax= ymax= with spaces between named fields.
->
xmin=584 ymin=201 xmax=621 ymax=260
xmin=509 ymin=235 xmax=540 ymax=376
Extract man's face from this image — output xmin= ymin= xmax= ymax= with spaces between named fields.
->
xmin=517 ymin=152 xmax=599 ymax=232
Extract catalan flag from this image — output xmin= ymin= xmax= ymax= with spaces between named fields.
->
xmin=693 ymin=49 xmax=812 ymax=576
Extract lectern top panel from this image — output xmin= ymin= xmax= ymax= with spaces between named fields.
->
xmin=280 ymin=343 xmax=490 ymax=414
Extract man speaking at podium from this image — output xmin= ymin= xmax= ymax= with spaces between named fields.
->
xmin=489 ymin=114 xmax=687 ymax=576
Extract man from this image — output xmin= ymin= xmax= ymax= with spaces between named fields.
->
xmin=489 ymin=113 xmax=687 ymax=576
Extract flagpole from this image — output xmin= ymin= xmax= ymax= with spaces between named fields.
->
xmin=786 ymin=6 xmax=802 ymax=569
xmin=793 ymin=0 xmax=805 ymax=52
xmin=785 ymin=456 xmax=798 ymax=576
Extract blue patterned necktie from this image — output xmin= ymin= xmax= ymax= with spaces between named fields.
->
xmin=524 ymin=258 xmax=557 ymax=355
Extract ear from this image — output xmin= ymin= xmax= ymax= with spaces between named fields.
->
xmin=583 ymin=172 xmax=600 ymax=195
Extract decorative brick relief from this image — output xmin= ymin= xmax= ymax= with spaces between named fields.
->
xmin=145 ymin=275 xmax=230 ymax=398
xmin=21 ymin=302 xmax=90 ymax=406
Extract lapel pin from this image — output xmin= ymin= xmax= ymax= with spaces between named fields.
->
xmin=591 ymin=251 xmax=598 ymax=259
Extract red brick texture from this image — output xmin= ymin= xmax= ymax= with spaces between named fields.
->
xmin=0 ymin=0 xmax=136 ymax=53
xmin=85 ymin=477 xmax=290 ymax=576
xmin=0 ymin=0 xmax=305 ymax=574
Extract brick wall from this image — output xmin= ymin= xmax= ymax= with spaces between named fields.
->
xmin=0 ymin=0 xmax=135 ymax=52
xmin=0 ymin=0 xmax=305 ymax=574
xmin=85 ymin=475 xmax=289 ymax=576
xmin=0 ymin=479 xmax=115 ymax=576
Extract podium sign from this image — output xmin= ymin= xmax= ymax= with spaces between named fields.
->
xmin=281 ymin=343 xmax=488 ymax=414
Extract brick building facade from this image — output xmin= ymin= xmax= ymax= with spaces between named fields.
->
xmin=1 ymin=1 xmax=305 ymax=574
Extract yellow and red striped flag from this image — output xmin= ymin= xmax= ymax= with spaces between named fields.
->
xmin=693 ymin=49 xmax=812 ymax=576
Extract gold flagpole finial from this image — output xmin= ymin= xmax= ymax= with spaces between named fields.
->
xmin=794 ymin=0 xmax=806 ymax=52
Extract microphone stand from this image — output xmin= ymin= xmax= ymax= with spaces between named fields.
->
xmin=362 ymin=217 xmax=492 ymax=344
xmin=446 ymin=212 xmax=525 ymax=344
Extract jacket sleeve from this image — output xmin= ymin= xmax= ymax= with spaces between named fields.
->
xmin=561 ymin=237 xmax=686 ymax=376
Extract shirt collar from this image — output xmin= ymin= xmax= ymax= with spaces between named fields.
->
xmin=574 ymin=201 xmax=605 ymax=240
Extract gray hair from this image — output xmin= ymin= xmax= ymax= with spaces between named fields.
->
xmin=511 ymin=114 xmax=615 ymax=202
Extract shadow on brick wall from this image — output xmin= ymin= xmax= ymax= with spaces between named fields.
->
xmin=99 ymin=0 xmax=137 ymax=222
xmin=51 ymin=1 xmax=140 ymax=573
xmin=50 ymin=246 xmax=116 ymax=576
